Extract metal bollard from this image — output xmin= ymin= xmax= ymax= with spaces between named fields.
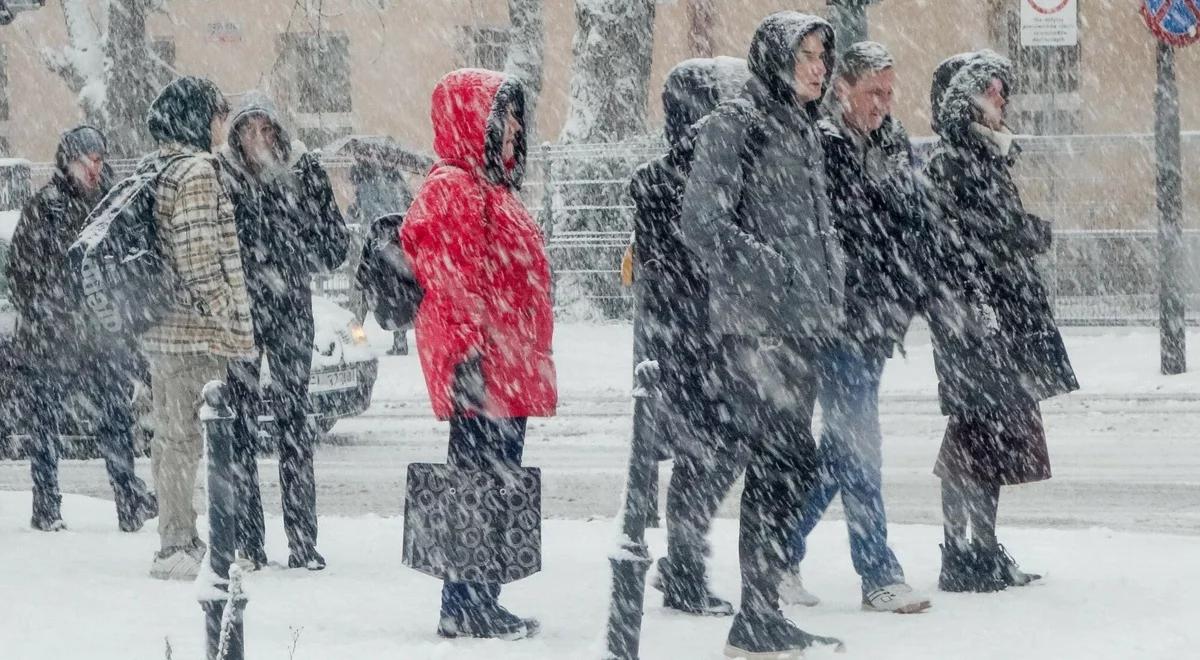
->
xmin=603 ymin=360 xmax=661 ymax=660
xmin=197 ymin=381 xmax=247 ymax=660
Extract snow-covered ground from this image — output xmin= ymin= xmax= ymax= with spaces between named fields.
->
xmin=0 ymin=490 xmax=1195 ymax=660
xmin=2 ymin=321 xmax=1200 ymax=658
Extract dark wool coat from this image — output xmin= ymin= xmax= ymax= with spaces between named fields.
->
xmin=631 ymin=57 xmax=749 ymax=448
xmin=924 ymin=54 xmax=1077 ymax=485
xmin=219 ymin=92 xmax=349 ymax=348
xmin=818 ymin=113 xmax=929 ymax=356
xmin=6 ymin=169 xmax=113 ymax=368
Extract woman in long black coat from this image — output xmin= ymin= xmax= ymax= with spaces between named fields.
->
xmin=923 ymin=53 xmax=1078 ymax=593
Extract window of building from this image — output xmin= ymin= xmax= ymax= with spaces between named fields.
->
xmin=277 ymin=31 xmax=353 ymax=114
xmin=275 ymin=31 xmax=354 ymax=149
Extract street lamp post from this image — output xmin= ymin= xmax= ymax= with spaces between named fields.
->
xmin=827 ymin=0 xmax=879 ymax=53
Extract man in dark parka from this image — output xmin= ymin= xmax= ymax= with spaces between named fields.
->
xmin=219 ymin=91 xmax=349 ymax=570
xmin=782 ymin=41 xmax=932 ymax=614
xmin=679 ymin=11 xmax=846 ymax=657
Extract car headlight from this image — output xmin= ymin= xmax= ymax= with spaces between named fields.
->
xmin=349 ymin=323 xmax=369 ymax=346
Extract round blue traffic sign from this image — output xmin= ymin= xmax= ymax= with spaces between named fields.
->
xmin=1142 ymin=0 xmax=1200 ymax=46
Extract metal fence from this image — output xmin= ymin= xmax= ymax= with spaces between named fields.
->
xmin=16 ymin=132 xmax=1200 ymax=325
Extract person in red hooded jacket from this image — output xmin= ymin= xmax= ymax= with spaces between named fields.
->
xmin=401 ymin=69 xmax=557 ymax=641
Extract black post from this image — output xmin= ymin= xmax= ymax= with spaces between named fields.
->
xmin=198 ymin=381 xmax=247 ymax=660
xmin=1156 ymin=41 xmax=1186 ymax=375
xmin=604 ymin=361 xmax=660 ymax=660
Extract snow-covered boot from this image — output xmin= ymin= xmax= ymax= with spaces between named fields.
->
xmin=652 ymin=557 xmax=734 ymax=616
xmin=150 ymin=538 xmax=206 ymax=581
xmin=778 ymin=566 xmax=821 ymax=607
xmin=288 ymin=548 xmax=326 ymax=571
xmin=939 ymin=543 xmax=1005 ymax=593
xmin=31 ymin=493 xmax=65 ymax=532
xmin=31 ymin=516 xmax=67 ymax=532
xmin=724 ymin=610 xmax=844 ymax=659
xmin=862 ymin=583 xmax=932 ymax=614
xmin=118 ymin=491 xmax=158 ymax=533
xmin=994 ymin=544 xmax=1042 ymax=587
xmin=438 ymin=583 xmax=539 ymax=640
xmin=236 ymin=547 xmax=269 ymax=572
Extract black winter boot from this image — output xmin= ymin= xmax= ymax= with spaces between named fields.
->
xmin=438 ymin=583 xmax=539 ymax=640
xmin=971 ymin=541 xmax=1009 ymax=593
xmin=939 ymin=543 xmax=1005 ymax=593
xmin=995 ymin=544 xmax=1042 ymax=587
xmin=288 ymin=548 xmax=326 ymax=571
xmin=31 ymin=493 xmax=65 ymax=532
xmin=652 ymin=557 xmax=734 ymax=617
xmin=118 ymin=491 xmax=158 ymax=533
xmin=724 ymin=610 xmax=844 ymax=659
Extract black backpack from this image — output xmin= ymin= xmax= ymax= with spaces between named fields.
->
xmin=354 ymin=212 xmax=424 ymax=331
xmin=69 ymin=154 xmax=193 ymax=335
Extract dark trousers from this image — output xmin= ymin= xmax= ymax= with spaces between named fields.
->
xmin=941 ymin=478 xmax=1001 ymax=550
xmin=718 ymin=336 xmax=820 ymax=617
xmin=229 ymin=316 xmax=317 ymax=559
xmin=440 ymin=415 xmax=528 ymax=617
xmin=660 ymin=381 xmax=746 ymax=586
xmin=27 ymin=364 xmax=150 ymax=525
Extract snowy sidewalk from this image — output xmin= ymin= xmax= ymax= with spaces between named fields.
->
xmin=0 ymin=491 xmax=1195 ymax=659
xmin=367 ymin=321 xmax=1200 ymax=404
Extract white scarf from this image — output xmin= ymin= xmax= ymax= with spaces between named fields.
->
xmin=970 ymin=122 xmax=1016 ymax=158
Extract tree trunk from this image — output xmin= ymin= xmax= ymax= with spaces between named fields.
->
xmin=44 ymin=0 xmax=172 ymax=158
xmin=504 ymin=0 xmax=545 ymax=141
xmin=105 ymin=0 xmax=165 ymax=157
xmin=559 ymin=0 xmax=656 ymax=143
xmin=687 ymin=0 xmax=716 ymax=58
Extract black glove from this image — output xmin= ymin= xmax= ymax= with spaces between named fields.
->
xmin=452 ymin=355 xmax=487 ymax=413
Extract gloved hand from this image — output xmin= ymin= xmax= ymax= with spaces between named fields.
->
xmin=452 ymin=354 xmax=487 ymax=413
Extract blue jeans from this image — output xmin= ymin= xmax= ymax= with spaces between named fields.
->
xmin=790 ymin=343 xmax=904 ymax=593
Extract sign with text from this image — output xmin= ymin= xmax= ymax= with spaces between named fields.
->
xmin=1020 ymin=0 xmax=1078 ymax=47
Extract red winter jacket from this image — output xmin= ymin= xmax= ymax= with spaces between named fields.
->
xmin=401 ymin=69 xmax=557 ymax=421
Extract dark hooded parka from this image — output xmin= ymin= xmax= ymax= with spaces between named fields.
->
xmin=6 ymin=126 xmax=153 ymax=527
xmin=7 ymin=126 xmax=116 ymax=369
xmin=679 ymin=12 xmax=845 ymax=340
xmin=630 ymin=56 xmax=750 ymax=448
xmin=219 ymin=91 xmax=349 ymax=340
xmin=923 ymin=53 xmax=1078 ymax=485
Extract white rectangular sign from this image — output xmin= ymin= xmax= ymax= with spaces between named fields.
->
xmin=1020 ymin=0 xmax=1079 ymax=47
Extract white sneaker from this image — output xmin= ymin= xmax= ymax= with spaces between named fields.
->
xmin=862 ymin=583 xmax=932 ymax=614
xmin=779 ymin=567 xmax=821 ymax=607
xmin=150 ymin=543 xmax=205 ymax=581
